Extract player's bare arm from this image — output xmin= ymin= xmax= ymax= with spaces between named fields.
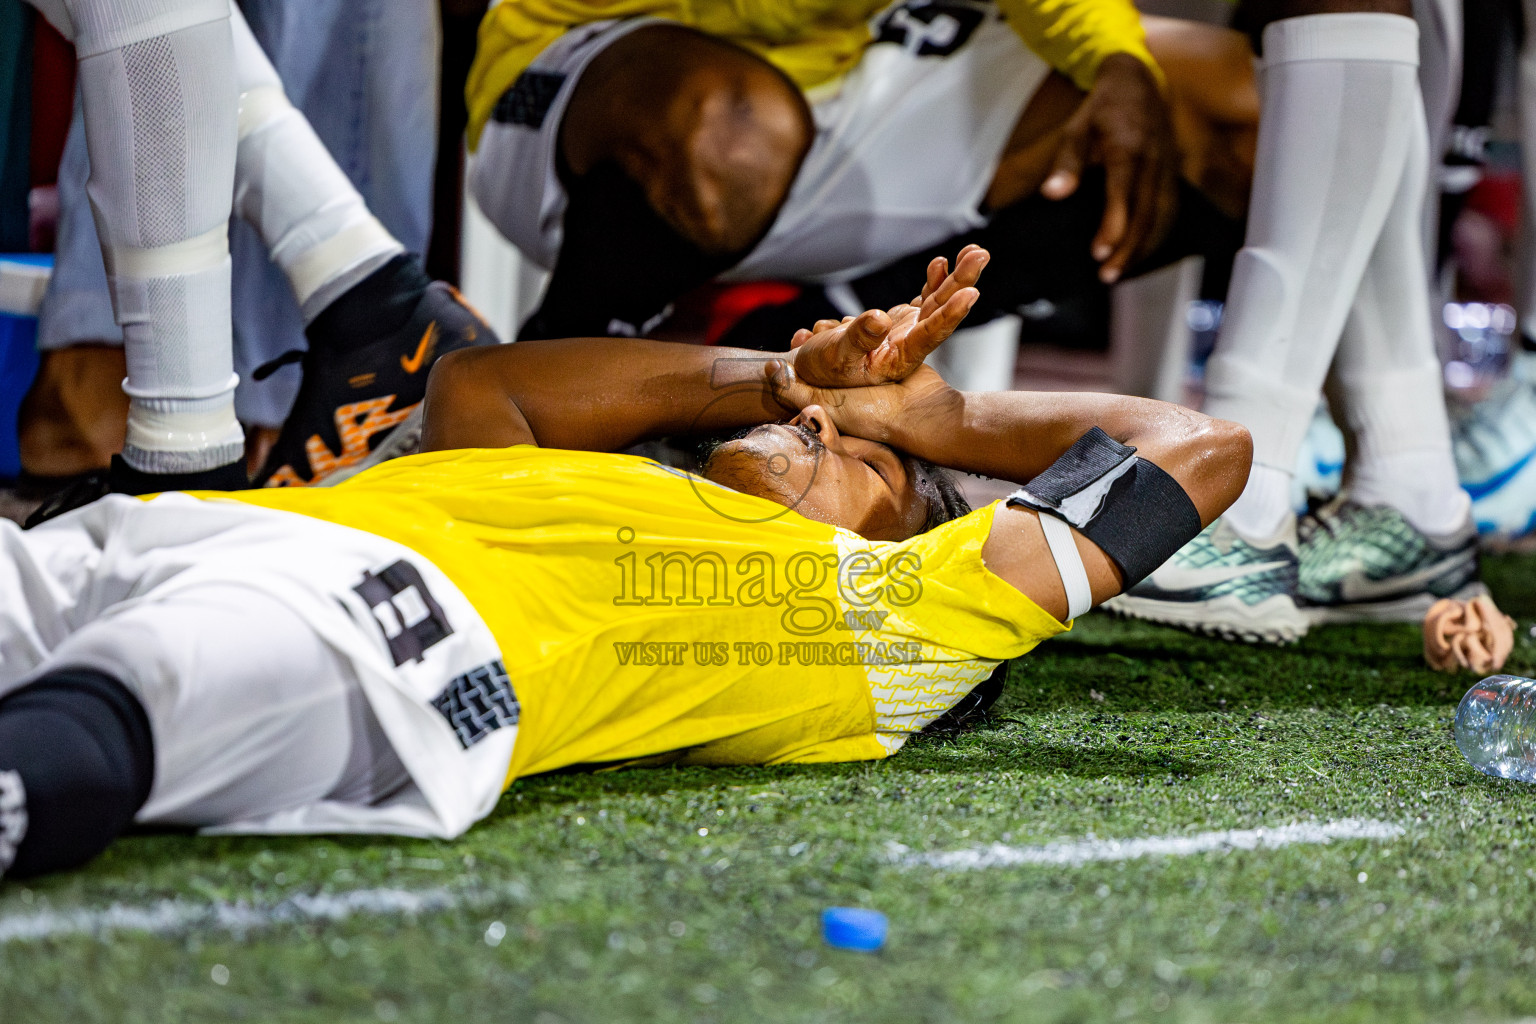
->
xmin=772 ymin=288 xmax=1251 ymax=620
xmin=419 ymin=249 xmax=987 ymax=454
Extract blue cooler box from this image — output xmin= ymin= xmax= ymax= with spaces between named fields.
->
xmin=0 ymin=254 xmax=49 ymax=480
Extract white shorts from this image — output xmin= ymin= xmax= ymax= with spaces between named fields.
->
xmin=472 ymin=1 xmax=1052 ymax=283
xmin=0 ymin=495 xmax=511 ymax=840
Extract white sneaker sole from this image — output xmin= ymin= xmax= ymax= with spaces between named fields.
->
xmin=1302 ymin=580 xmax=1489 ymax=625
xmin=1102 ymin=592 xmax=1309 ymax=645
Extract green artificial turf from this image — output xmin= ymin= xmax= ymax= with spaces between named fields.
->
xmin=6 ymin=556 xmax=1536 ymax=1023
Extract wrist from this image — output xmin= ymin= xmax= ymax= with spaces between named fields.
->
xmin=1094 ymin=50 xmax=1165 ymax=94
xmin=887 ymin=383 xmax=964 ymax=457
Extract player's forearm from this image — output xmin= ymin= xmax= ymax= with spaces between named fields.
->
xmin=421 ymin=338 xmax=792 ymax=452
xmin=892 ymin=389 xmax=1251 ymax=525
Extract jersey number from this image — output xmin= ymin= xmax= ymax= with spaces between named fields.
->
xmin=873 ymin=0 xmax=988 ymax=57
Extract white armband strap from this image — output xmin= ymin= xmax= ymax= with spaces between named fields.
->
xmin=1038 ymin=512 xmax=1093 ymax=621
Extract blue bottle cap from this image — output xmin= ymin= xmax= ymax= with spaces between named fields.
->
xmin=821 ymin=907 xmax=887 ymax=952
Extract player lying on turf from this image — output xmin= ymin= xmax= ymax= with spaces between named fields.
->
xmin=0 ymin=248 xmax=1250 ymax=879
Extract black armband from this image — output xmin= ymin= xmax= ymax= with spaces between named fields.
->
xmin=1007 ymin=427 xmax=1202 ymax=587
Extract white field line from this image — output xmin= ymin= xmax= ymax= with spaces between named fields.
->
xmin=0 ymin=819 xmax=1403 ymax=944
xmin=0 ymin=885 xmax=472 ymax=945
xmin=891 ymin=818 xmax=1405 ymax=871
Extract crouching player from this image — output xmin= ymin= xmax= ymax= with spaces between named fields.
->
xmin=0 ymin=249 xmax=1249 ymax=878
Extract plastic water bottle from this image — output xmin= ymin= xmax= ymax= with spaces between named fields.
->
xmin=1454 ymin=675 xmax=1536 ymax=782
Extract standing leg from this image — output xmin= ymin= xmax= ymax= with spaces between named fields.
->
xmin=227 ymin=2 xmax=498 ymax=487
xmin=1300 ymin=93 xmax=1483 ymax=619
xmin=28 ymin=0 xmax=247 ymax=489
xmin=1110 ymin=9 xmax=1430 ymax=642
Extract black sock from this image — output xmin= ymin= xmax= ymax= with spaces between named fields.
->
xmin=109 ymin=454 xmax=249 ymax=495
xmin=305 ymin=254 xmax=431 ymax=355
xmin=0 ymin=668 xmax=155 ymax=878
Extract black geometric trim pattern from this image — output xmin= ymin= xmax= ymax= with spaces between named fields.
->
xmin=491 ymin=71 xmax=566 ymax=129
xmin=354 ymin=560 xmax=453 ymax=667
xmin=431 ymin=660 xmax=520 ymax=749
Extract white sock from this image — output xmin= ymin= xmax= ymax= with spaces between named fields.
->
xmin=1203 ymin=14 xmax=1423 ymax=536
xmin=70 ymin=1 xmax=245 ymax=473
xmin=1331 ymin=70 xmax=1466 ymax=537
xmin=1223 ymin=464 xmax=1295 ymax=540
xmin=229 ymin=3 xmax=404 ymax=322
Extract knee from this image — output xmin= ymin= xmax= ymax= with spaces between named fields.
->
xmin=600 ymin=32 xmax=813 ymax=254
xmin=654 ymin=63 xmax=812 ymax=253
xmin=0 ymin=668 xmax=154 ymax=878
xmin=1201 ymin=416 xmax=1256 ymax=510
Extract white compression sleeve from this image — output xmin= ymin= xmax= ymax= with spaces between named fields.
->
xmin=1038 ymin=513 xmax=1093 ymax=621
xmin=64 ymin=0 xmax=245 ymax=473
xmin=1330 ymin=94 xmax=1469 ymax=536
xmin=1202 ymin=14 xmax=1422 ymax=539
xmin=229 ymin=3 xmax=403 ymax=322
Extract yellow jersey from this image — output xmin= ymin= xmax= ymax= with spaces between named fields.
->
xmin=221 ymin=446 xmax=1064 ymax=785
xmin=467 ymin=0 xmax=1159 ymax=148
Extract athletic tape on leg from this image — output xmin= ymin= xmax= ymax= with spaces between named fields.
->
xmin=1007 ymin=427 xmax=1203 ymax=587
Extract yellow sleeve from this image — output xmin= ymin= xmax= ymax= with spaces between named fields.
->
xmin=996 ymin=0 xmax=1164 ymax=92
xmin=852 ymin=501 xmax=1069 ymax=665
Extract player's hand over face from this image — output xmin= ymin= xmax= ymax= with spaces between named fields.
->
xmin=774 ymin=361 xmax=960 ymax=447
xmin=1041 ymin=54 xmax=1177 ymax=284
xmin=786 ymin=246 xmax=988 ymax=389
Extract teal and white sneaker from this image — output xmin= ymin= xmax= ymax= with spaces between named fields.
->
xmin=1297 ymin=498 xmax=1485 ymax=624
xmin=1104 ymin=518 xmax=1309 ymax=644
xmin=1454 ymin=353 xmax=1536 ymax=543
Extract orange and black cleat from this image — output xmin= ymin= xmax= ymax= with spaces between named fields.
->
xmin=254 ymin=260 xmax=499 ymax=487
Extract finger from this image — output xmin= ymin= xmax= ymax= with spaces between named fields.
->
xmin=919 ymin=247 xmax=990 ymax=319
xmin=1040 ymin=117 xmax=1090 ymax=200
xmin=765 ymin=358 xmax=815 ymax=410
xmin=1102 ymin=155 xmax=1162 ymax=284
xmin=903 ymin=286 xmax=980 ymax=361
xmin=845 ymin=309 xmax=891 ymax=354
xmin=917 ymin=256 xmax=949 ymax=306
xmin=790 ymin=327 xmax=812 ymax=349
xmin=841 ymin=315 xmax=855 ymax=324
xmin=1092 ymin=153 xmax=1134 ymax=269
xmin=812 ymin=318 xmax=842 ymax=334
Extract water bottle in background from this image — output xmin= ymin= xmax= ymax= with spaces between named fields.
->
xmin=1455 ymin=676 xmax=1536 ymax=782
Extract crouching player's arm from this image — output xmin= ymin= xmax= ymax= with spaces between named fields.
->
xmin=781 ymin=336 xmax=1251 ymax=622
xmin=417 ymin=251 xmax=986 ymax=453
